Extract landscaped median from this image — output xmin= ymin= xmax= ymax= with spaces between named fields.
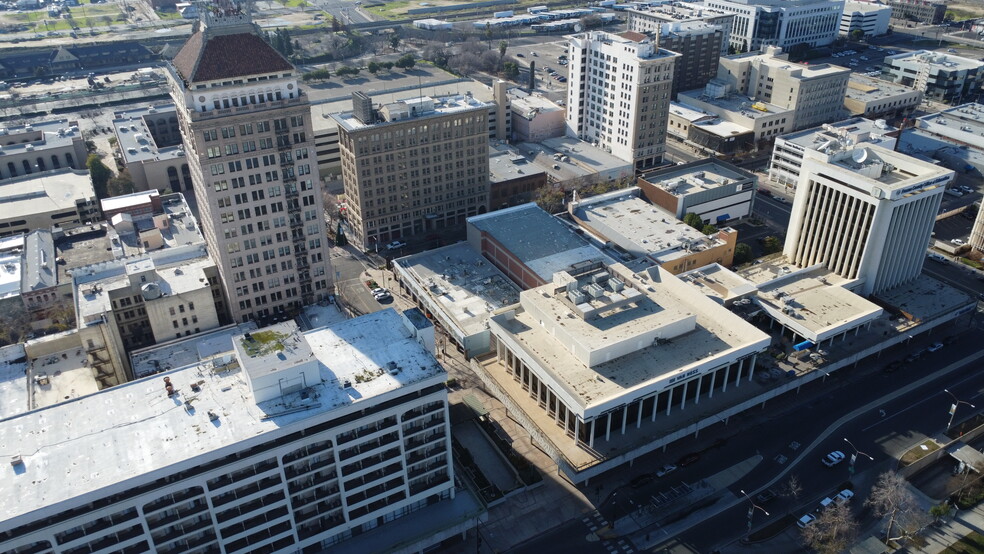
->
xmin=899 ymin=439 xmax=942 ymax=468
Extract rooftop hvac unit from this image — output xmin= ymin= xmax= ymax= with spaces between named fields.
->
xmin=585 ymin=283 xmax=605 ymax=298
xmin=569 ymin=289 xmax=587 ymax=304
xmin=609 ymin=277 xmax=624 ymax=293
xmin=591 ymin=272 xmax=607 ymax=284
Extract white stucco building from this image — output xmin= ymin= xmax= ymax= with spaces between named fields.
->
xmin=701 ymin=0 xmax=845 ymax=52
xmin=566 ymin=30 xmax=680 ymax=170
xmin=784 ymin=144 xmax=953 ymax=295
xmin=0 ymin=309 xmax=473 ymax=554
xmin=839 ymin=1 xmax=891 ymax=38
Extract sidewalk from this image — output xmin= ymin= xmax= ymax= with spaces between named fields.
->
xmin=907 ymin=504 xmax=984 ymax=553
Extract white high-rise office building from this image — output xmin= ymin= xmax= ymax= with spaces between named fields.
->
xmin=566 ymin=30 xmax=679 ymax=170
xmin=784 ymin=144 xmax=953 ymax=295
xmin=701 ymin=0 xmax=845 ymax=52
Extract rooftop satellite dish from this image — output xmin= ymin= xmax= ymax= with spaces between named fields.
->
xmin=851 ymin=148 xmax=868 ymax=164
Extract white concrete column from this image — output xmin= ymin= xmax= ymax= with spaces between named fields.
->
xmin=574 ymin=418 xmax=580 ymax=446
xmin=735 ymin=359 xmax=744 ymax=388
xmin=749 ymin=354 xmax=757 ymax=382
xmin=636 ymin=398 xmax=644 ymax=428
xmin=621 ymin=407 xmax=628 ymax=435
xmin=694 ymin=374 xmax=703 ymax=405
xmin=605 ymin=413 xmax=612 ymax=441
xmin=855 ymin=326 xmax=861 ymax=336
xmin=723 ymin=365 xmax=731 ymax=393
xmin=681 ymin=380 xmax=689 ymax=410
xmin=652 ymin=394 xmax=659 ymax=422
xmin=589 ymin=419 xmax=595 ymax=448
xmin=666 ymin=389 xmax=673 ymax=416
xmin=709 ymin=369 xmax=717 ymax=399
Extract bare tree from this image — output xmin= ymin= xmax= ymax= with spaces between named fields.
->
xmin=865 ymin=471 xmax=930 ymax=543
xmin=783 ymin=475 xmax=803 ymax=504
xmin=801 ymin=503 xmax=858 ymax=554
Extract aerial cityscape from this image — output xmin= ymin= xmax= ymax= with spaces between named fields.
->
xmin=0 ymin=0 xmax=984 ymax=552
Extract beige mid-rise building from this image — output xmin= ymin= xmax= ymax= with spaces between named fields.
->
xmin=166 ymin=4 xmax=332 ymax=323
xmin=715 ymin=46 xmax=851 ymax=131
xmin=566 ymin=30 xmax=679 ymax=171
xmin=333 ymin=92 xmax=492 ymax=251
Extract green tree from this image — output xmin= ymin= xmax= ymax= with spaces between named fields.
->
xmin=498 ymin=40 xmax=507 ymax=60
xmin=331 ymin=16 xmax=340 ymax=32
xmin=850 ymin=29 xmax=864 ymax=42
xmin=367 ymin=61 xmax=380 ymax=74
xmin=87 ymin=154 xmax=113 ymax=199
xmin=762 ymin=235 xmax=782 ymax=254
xmin=380 ymin=61 xmax=394 ymax=71
xmin=528 ymin=60 xmax=536 ymax=90
xmin=390 ymin=34 xmax=400 ymax=50
xmin=534 ymin=185 xmax=565 ymax=213
xmin=107 ymin=169 xmax=134 ymax=197
xmin=335 ymin=223 xmax=347 ymax=247
xmin=302 ymin=68 xmax=331 ymax=81
xmin=929 ymin=502 xmax=950 ymax=524
xmin=683 ymin=212 xmax=703 ymax=230
xmin=701 ymin=224 xmax=718 ymax=235
xmin=395 ymin=53 xmax=416 ymax=70
xmin=733 ymin=243 xmax=752 ymax=265
xmin=502 ymin=61 xmax=519 ymax=80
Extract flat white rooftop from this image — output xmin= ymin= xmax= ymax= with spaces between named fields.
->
xmin=0 ymin=252 xmax=19 ymax=299
xmin=0 ymin=169 xmax=94 ymax=216
xmin=570 ymin=189 xmax=726 ymax=261
xmin=0 ymin=345 xmax=27 ymax=420
xmin=491 ymin=263 xmax=769 ymax=414
xmin=846 ymin=74 xmax=921 ymax=104
xmin=395 ymin=243 xmax=520 ymax=337
xmin=679 ymin=263 xmax=757 ymax=303
xmin=640 ymin=159 xmax=753 ymax=197
xmin=0 ymin=308 xmax=444 ymax=523
xmin=331 ymin=94 xmax=491 ymax=132
xmin=754 ymin=268 xmax=883 ymax=341
xmin=887 ymin=50 xmax=984 ymax=72
xmin=670 ymin=101 xmax=715 ymax=123
xmin=778 ymin=117 xmax=897 ymax=152
xmin=112 ymin=104 xmax=183 ymax=164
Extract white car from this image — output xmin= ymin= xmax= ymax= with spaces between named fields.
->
xmin=656 ymin=464 xmax=677 ymax=477
xmin=835 ymin=489 xmax=855 ymax=504
xmin=822 ymin=450 xmax=846 ymax=467
xmin=951 ymin=238 xmax=966 ymax=246
xmin=386 ymin=241 xmax=406 ymax=250
xmin=797 ymin=513 xmax=817 ymax=528
xmin=927 ymin=342 xmax=943 ymax=353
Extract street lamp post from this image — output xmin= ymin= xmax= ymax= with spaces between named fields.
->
xmin=945 ymin=388 xmax=976 ymax=432
xmin=739 ymin=489 xmax=769 ymax=532
xmin=843 ymin=437 xmax=874 ymax=475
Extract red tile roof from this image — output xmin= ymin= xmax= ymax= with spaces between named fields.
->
xmin=172 ymin=31 xmax=294 ymax=83
xmin=619 ymin=31 xmax=649 ymax=43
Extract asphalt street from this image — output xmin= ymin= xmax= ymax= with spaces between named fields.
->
xmin=508 ymin=317 xmax=984 ymax=554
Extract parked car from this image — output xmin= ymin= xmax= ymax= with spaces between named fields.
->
xmin=951 ymin=238 xmax=965 ymax=246
xmin=386 ymin=240 xmax=406 ymax=250
xmin=822 ymin=450 xmax=846 ymax=467
xmin=835 ymin=489 xmax=855 ymax=504
xmin=883 ymin=360 xmax=905 ymax=373
xmin=797 ymin=513 xmax=817 ymax=528
xmin=629 ymin=473 xmax=654 ymax=488
xmin=676 ymin=453 xmax=700 ymax=467
xmin=927 ymin=342 xmax=944 ymax=353
xmin=656 ymin=464 xmax=677 ymax=477
xmin=905 ymin=350 xmax=923 ymax=363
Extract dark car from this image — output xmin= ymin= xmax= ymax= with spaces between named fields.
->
xmin=676 ymin=453 xmax=700 ymax=467
xmin=630 ymin=473 xmax=654 ymax=488
xmin=904 ymin=351 xmax=923 ymax=363
xmin=883 ymin=360 xmax=905 ymax=373
xmin=755 ymin=489 xmax=777 ymax=504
